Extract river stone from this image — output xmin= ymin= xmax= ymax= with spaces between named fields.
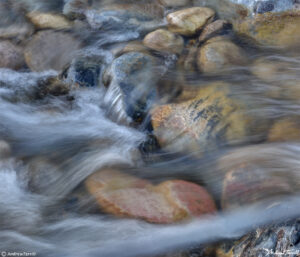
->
xmin=198 ymin=20 xmax=231 ymax=43
xmin=85 ymin=3 xmax=164 ymax=35
xmin=233 ymin=11 xmax=300 ymax=48
xmin=167 ymin=7 xmax=215 ymax=36
xmin=159 ymin=0 xmax=192 ymax=7
xmin=197 ymin=37 xmax=247 ymax=73
xmin=157 ymin=180 xmax=216 ymax=217
xmin=24 ymin=31 xmax=81 ymax=72
xmin=151 ymin=82 xmax=250 ymax=154
xmin=143 ymin=29 xmax=184 ymax=55
xmin=63 ymin=0 xmax=91 ymax=19
xmin=216 ymin=219 xmax=300 ymax=257
xmin=0 ymin=41 xmax=25 ymax=70
xmin=106 ymin=52 xmax=158 ymax=122
xmin=61 ymin=56 xmax=104 ymax=87
xmin=268 ymin=119 xmax=300 ymax=142
xmin=85 ymin=169 xmax=216 ymax=223
xmin=221 ymin=163 xmax=292 ymax=210
xmin=26 ymin=12 xmax=73 ymax=30
xmin=114 ymin=41 xmax=150 ymax=57
xmin=0 ymin=1 xmax=34 ymax=40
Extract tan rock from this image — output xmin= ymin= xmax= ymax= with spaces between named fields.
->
xmin=24 ymin=31 xmax=81 ymax=72
xmin=197 ymin=37 xmax=247 ymax=73
xmin=151 ymin=82 xmax=250 ymax=154
xmin=0 ymin=41 xmax=25 ymax=70
xmin=143 ymin=29 xmax=184 ymax=54
xmin=268 ymin=119 xmax=300 ymax=142
xmin=198 ymin=19 xmax=231 ymax=43
xmin=167 ymin=7 xmax=215 ymax=36
xmin=27 ymin=12 xmax=73 ymax=30
xmin=233 ymin=11 xmax=300 ymax=48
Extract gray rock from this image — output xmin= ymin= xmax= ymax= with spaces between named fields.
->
xmin=0 ymin=0 xmax=34 ymax=40
xmin=0 ymin=41 xmax=25 ymax=70
xmin=106 ymin=52 xmax=159 ymax=122
xmin=24 ymin=31 xmax=82 ymax=72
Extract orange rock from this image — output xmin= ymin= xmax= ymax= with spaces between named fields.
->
xmin=157 ymin=180 xmax=216 ymax=217
xmin=85 ymin=169 xmax=216 ymax=223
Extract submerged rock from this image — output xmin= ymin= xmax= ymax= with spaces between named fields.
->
xmin=63 ymin=0 xmax=91 ymax=19
xmin=233 ymin=11 xmax=300 ymax=48
xmin=85 ymin=3 xmax=164 ymax=37
xmin=0 ymin=0 xmax=34 ymax=40
xmin=253 ymin=0 xmax=275 ymax=14
xmin=143 ymin=29 xmax=184 ymax=55
xmin=61 ymin=56 xmax=104 ymax=87
xmin=221 ymin=163 xmax=292 ymax=210
xmin=268 ymin=118 xmax=300 ymax=142
xmin=24 ymin=30 xmax=81 ymax=72
xmin=198 ymin=20 xmax=231 ymax=43
xmin=151 ymin=82 xmax=251 ymax=154
xmin=167 ymin=7 xmax=215 ymax=36
xmin=197 ymin=36 xmax=247 ymax=73
xmin=0 ymin=41 xmax=25 ymax=70
xmin=106 ymin=52 xmax=158 ymax=122
xmin=27 ymin=11 xmax=72 ymax=30
xmin=85 ymin=169 xmax=216 ymax=223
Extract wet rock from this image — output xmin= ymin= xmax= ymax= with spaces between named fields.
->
xmin=26 ymin=12 xmax=73 ymax=30
xmin=268 ymin=119 xmax=300 ymax=142
xmin=251 ymin=57 xmax=300 ymax=100
xmin=233 ymin=11 xmax=300 ymax=48
xmin=0 ymin=0 xmax=34 ymax=40
xmin=198 ymin=20 xmax=231 ymax=43
xmin=143 ymin=29 xmax=184 ymax=55
xmin=24 ymin=30 xmax=81 ymax=72
xmin=0 ymin=41 xmax=25 ymax=70
xmin=151 ymin=82 xmax=250 ymax=154
xmin=114 ymin=41 xmax=150 ymax=57
xmin=167 ymin=7 xmax=215 ymax=36
xmin=85 ymin=169 xmax=216 ymax=223
xmin=157 ymin=180 xmax=216 ymax=217
xmin=106 ymin=52 xmax=158 ymax=122
xmin=251 ymin=57 xmax=297 ymax=83
xmin=61 ymin=56 xmax=104 ymax=87
xmin=253 ymin=0 xmax=275 ymax=14
xmin=63 ymin=0 xmax=91 ymax=19
xmin=216 ymin=220 xmax=300 ymax=257
xmin=197 ymin=37 xmax=247 ymax=73
xmin=221 ymin=163 xmax=292 ymax=210
xmin=35 ymin=76 xmax=71 ymax=99
xmin=159 ymin=0 xmax=192 ymax=7
xmin=85 ymin=3 xmax=164 ymax=36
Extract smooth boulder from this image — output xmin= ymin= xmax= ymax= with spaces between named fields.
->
xmin=233 ymin=11 xmax=300 ymax=48
xmin=24 ymin=31 xmax=81 ymax=72
xmin=27 ymin=12 xmax=72 ymax=30
xmin=167 ymin=7 xmax=215 ymax=36
xmin=0 ymin=41 xmax=25 ymax=70
xmin=151 ymin=82 xmax=250 ymax=154
xmin=85 ymin=169 xmax=216 ymax=223
xmin=143 ymin=29 xmax=184 ymax=55
xmin=197 ymin=37 xmax=247 ymax=73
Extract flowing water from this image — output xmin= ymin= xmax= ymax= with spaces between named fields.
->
xmin=1 ymin=0 xmax=300 ymax=256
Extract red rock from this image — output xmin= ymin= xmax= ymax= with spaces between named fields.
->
xmin=157 ymin=180 xmax=216 ymax=217
xmin=221 ymin=163 xmax=292 ymax=210
xmin=85 ymin=169 xmax=216 ymax=223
